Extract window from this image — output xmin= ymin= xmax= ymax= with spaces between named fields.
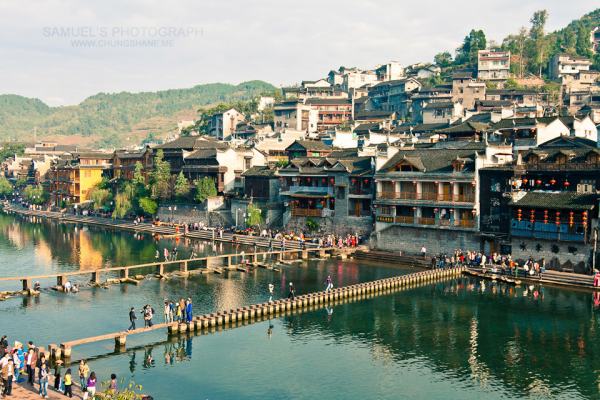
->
xmin=244 ymin=158 xmax=252 ymax=170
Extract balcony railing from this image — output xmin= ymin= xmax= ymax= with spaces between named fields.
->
xmin=377 ymin=191 xmax=474 ymax=202
xmin=292 ymin=208 xmax=324 ymax=217
xmin=349 ymin=187 xmax=372 ymax=195
xmin=394 ymin=216 xmax=414 ymax=224
xmin=377 ymin=214 xmax=476 ymax=229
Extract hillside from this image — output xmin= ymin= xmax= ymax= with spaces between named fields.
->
xmin=0 ymin=80 xmax=276 ymax=147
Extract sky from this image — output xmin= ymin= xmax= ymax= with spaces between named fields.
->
xmin=0 ymin=0 xmax=596 ymax=106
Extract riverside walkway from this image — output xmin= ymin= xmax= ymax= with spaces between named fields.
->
xmin=3 ymin=203 xmax=315 ymax=249
xmin=0 ymin=247 xmax=333 ymax=292
xmin=50 ymin=267 xmax=465 ymax=359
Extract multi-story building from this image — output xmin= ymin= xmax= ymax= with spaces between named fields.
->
xmin=305 ymin=98 xmax=352 ymax=131
xmin=451 ymin=72 xmax=486 ymax=110
xmin=367 ymin=78 xmax=421 ymax=118
xmin=273 ymin=100 xmax=318 ymax=133
xmin=477 ymin=50 xmax=511 ymax=81
xmin=112 ymin=147 xmax=153 ymax=181
xmin=209 ymin=108 xmax=246 ymax=141
xmin=411 ymin=87 xmax=453 ymax=123
xmin=278 ymin=151 xmax=375 ymax=235
xmin=373 ymin=143 xmax=513 ymax=254
xmin=49 ymin=152 xmax=113 ymax=206
xmin=549 ymin=54 xmax=592 ymax=80
xmin=375 ymin=62 xmax=405 ymax=82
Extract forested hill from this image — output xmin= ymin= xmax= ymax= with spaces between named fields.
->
xmin=0 ymin=81 xmax=276 ymax=147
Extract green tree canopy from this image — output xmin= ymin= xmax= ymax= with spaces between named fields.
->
xmin=89 ymin=186 xmax=112 ymax=211
xmin=194 ymin=177 xmax=217 ymax=203
xmin=174 ymin=171 xmax=190 ymax=199
xmin=0 ymin=176 xmax=13 ymax=197
xmin=455 ymin=29 xmax=486 ymax=66
xmin=112 ymin=192 xmax=132 ymax=219
xmin=150 ymin=149 xmax=171 ymax=200
xmin=434 ymin=51 xmax=453 ymax=68
xmin=138 ymin=197 xmax=158 ymax=216
xmin=246 ymin=203 xmax=263 ymax=227
xmin=22 ymin=185 xmax=47 ymax=205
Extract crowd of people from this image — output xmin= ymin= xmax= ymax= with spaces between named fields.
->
xmin=128 ymin=299 xmax=193 ymax=331
xmin=0 ymin=337 xmax=119 ymax=399
xmin=432 ymin=249 xmax=547 ymax=278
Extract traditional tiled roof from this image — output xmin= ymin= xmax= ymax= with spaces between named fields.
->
xmin=287 ymin=140 xmax=332 ymax=152
xmin=509 ymin=192 xmax=597 ymax=211
xmin=423 ymin=101 xmax=455 ymax=110
xmin=242 ymin=165 xmax=278 ymax=177
xmin=378 ymin=148 xmax=478 ymax=173
xmin=354 ymin=110 xmax=396 ymax=119
xmin=437 ymin=121 xmax=489 ymax=134
xmin=392 ymin=123 xmax=449 ymax=134
xmin=156 ymin=136 xmax=229 ymax=151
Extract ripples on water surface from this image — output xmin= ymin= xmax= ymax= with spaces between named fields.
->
xmin=1 ymin=213 xmax=599 ymax=399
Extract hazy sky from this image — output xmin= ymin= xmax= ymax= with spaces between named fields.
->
xmin=0 ymin=0 xmax=596 ymax=106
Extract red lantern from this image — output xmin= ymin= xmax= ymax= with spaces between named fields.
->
xmin=550 ymin=178 xmax=556 ymax=185
xmin=530 ymin=209 xmax=535 ymax=223
xmin=322 ymin=178 xmax=327 ymax=184
xmin=523 ymin=178 xmax=528 ymax=184
xmin=564 ymin=181 xmax=570 ymax=187
xmin=517 ymin=208 xmax=522 ymax=221
xmin=555 ymin=211 xmax=561 ymax=226
xmin=544 ymin=210 xmax=548 ymax=224
xmin=364 ymin=179 xmax=369 ymax=184
xmin=569 ymin=211 xmax=574 ymax=227
xmin=307 ymin=177 xmax=311 ymax=182
xmin=536 ymin=179 xmax=542 ymax=185
xmin=329 ymin=178 xmax=335 ymax=185
xmin=351 ymin=178 xmax=357 ymax=184
xmin=583 ymin=211 xmax=588 ymax=227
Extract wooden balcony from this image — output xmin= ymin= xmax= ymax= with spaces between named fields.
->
xmin=291 ymin=208 xmax=324 ymax=217
xmin=394 ymin=216 xmax=414 ymax=224
xmin=377 ymin=192 xmax=474 ymax=202
xmin=418 ymin=217 xmax=436 ymax=225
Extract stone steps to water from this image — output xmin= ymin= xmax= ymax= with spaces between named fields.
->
xmin=353 ymin=250 xmax=431 ymax=267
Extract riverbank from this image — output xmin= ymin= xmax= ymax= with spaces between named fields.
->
xmin=1 ymin=203 xmax=313 ymax=250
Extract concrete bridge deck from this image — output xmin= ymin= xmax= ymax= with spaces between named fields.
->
xmin=0 ymin=247 xmax=333 ymax=291
xmin=52 ymin=267 xmax=465 ymax=359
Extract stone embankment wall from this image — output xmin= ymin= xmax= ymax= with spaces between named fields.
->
xmin=373 ymin=225 xmax=480 ymax=255
xmin=157 ymin=205 xmax=233 ymax=226
xmin=285 ymin=216 xmax=373 ymax=237
xmin=509 ymin=237 xmax=590 ymax=273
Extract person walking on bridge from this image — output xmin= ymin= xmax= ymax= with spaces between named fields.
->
xmin=128 ymin=307 xmax=137 ymax=331
xmin=288 ymin=282 xmax=296 ymax=300
xmin=325 ymin=275 xmax=333 ymax=292
xmin=185 ymin=299 xmax=193 ymax=323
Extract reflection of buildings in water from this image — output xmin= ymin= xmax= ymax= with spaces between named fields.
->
xmin=468 ymin=317 xmax=491 ymax=388
xmin=5 ymin=222 xmax=27 ymax=249
xmin=77 ymin=230 xmax=104 ymax=270
xmin=34 ymin=238 xmax=53 ymax=269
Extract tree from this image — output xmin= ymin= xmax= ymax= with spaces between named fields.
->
xmin=132 ymin=161 xmax=146 ymax=188
xmin=22 ymin=185 xmax=46 ymax=205
xmin=149 ymin=149 xmax=171 ymax=200
xmin=503 ymin=27 xmax=528 ymax=78
xmin=0 ymin=176 xmax=12 ymax=197
xmin=97 ymin=380 xmax=144 ymax=399
xmin=138 ymin=197 xmax=158 ymax=216
xmin=455 ymin=29 xmax=486 ymax=66
xmin=246 ymin=203 xmax=263 ymax=227
xmin=174 ymin=171 xmax=190 ymax=199
xmin=434 ymin=51 xmax=453 ymax=68
xmin=528 ymin=10 xmax=549 ymax=76
xmin=89 ymin=187 xmax=112 ymax=211
xmin=112 ymin=192 xmax=132 ymax=219
xmin=194 ymin=177 xmax=217 ymax=203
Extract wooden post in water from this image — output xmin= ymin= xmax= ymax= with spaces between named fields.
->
xmin=120 ymin=268 xmax=129 ymax=279
xmin=180 ymin=261 xmax=188 ymax=274
xmin=91 ymin=271 xmax=100 ymax=284
xmin=56 ymin=275 xmax=66 ymax=287
xmin=158 ymin=264 xmax=164 ymax=276
xmin=21 ymin=279 xmax=31 ymax=292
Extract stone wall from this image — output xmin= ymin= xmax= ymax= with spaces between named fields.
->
xmin=373 ymin=225 xmax=480 ymax=255
xmin=285 ymin=216 xmax=373 ymax=237
xmin=509 ymin=237 xmax=591 ymax=273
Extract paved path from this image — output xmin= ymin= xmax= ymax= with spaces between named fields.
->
xmin=11 ymin=374 xmax=83 ymax=400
